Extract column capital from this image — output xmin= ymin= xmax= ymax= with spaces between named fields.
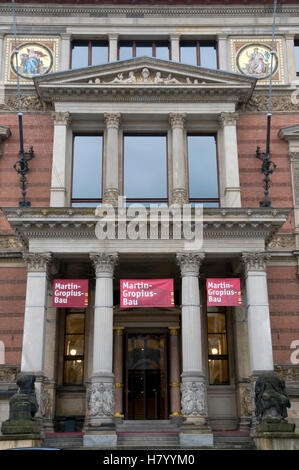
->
xmin=60 ymin=33 xmax=72 ymax=41
xmin=169 ymin=113 xmax=186 ymax=129
xmin=90 ymin=252 xmax=118 ymax=277
xmin=289 ymin=151 xmax=299 ymax=162
xmin=113 ymin=326 xmax=125 ymax=336
xmin=108 ymin=33 xmax=119 ymax=41
xmin=242 ymin=252 xmax=271 ymax=274
xmin=104 ymin=113 xmax=121 ymax=129
xmin=176 ymin=252 xmax=205 ymax=276
xmin=23 ymin=252 xmax=52 ymax=272
xmin=218 ymin=112 xmax=238 ymax=128
xmin=168 ymin=326 xmax=180 ymax=336
xmin=51 ymin=111 xmax=71 ymax=126
xmin=169 ymin=33 xmax=181 ymax=41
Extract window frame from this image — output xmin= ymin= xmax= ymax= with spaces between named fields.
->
xmin=122 ymin=132 xmax=169 ymax=205
xmin=295 ymin=39 xmax=299 ymax=77
xmin=63 ymin=310 xmax=86 ymax=386
xmin=179 ymin=40 xmax=218 ymax=68
xmin=207 ymin=310 xmax=230 ymax=386
xmin=187 ymin=133 xmax=220 ymax=207
xmin=71 ymin=39 xmax=109 ymax=69
xmin=118 ymin=40 xmax=171 ymax=61
xmin=71 ymin=133 xmax=104 ymax=207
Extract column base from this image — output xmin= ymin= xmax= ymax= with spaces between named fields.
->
xmin=86 ymin=375 xmax=115 ymax=428
xmin=83 ymin=429 xmax=117 ymax=448
xmin=179 ymin=424 xmax=213 ymax=448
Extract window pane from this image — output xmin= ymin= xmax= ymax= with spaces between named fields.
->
xmin=295 ymin=42 xmax=299 ymax=74
xmin=71 ymin=41 xmax=89 ymax=69
xmin=64 ymin=335 xmax=84 ymax=356
xmin=66 ymin=313 xmax=85 ymax=334
xmin=209 ymin=359 xmax=229 ymax=385
xmin=200 ymin=43 xmax=217 ymax=69
xmin=155 ymin=41 xmax=170 ymax=60
xmin=72 ymin=136 xmax=102 ymax=199
xmin=119 ymin=41 xmax=133 ymax=60
xmin=136 ymin=41 xmax=153 ymax=58
xmin=180 ymin=41 xmax=197 ymax=66
xmin=208 ymin=334 xmax=228 ymax=356
xmin=124 ymin=136 xmax=167 ymax=199
xmin=208 ymin=313 xmax=226 ymax=333
xmin=188 ymin=135 xmax=219 ymax=199
xmin=64 ymin=360 xmax=84 ymax=385
xmin=92 ymin=41 xmax=108 ymax=65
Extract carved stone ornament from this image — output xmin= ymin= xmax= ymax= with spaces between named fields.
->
xmin=267 ymin=234 xmax=296 ymax=250
xmin=181 ymin=381 xmax=206 ymax=417
xmin=0 ymin=236 xmax=23 ymax=250
xmin=90 ymin=252 xmax=118 ymax=276
xmin=23 ymin=252 xmax=52 ymax=272
xmin=255 ymin=372 xmax=292 ymax=425
xmin=51 ymin=111 xmax=71 ymax=126
xmin=242 ymin=252 xmax=271 ymax=274
xmin=102 ymin=188 xmax=120 ymax=206
xmin=240 ymin=94 xmax=299 ymax=113
xmin=89 ymin=382 xmax=115 ymax=418
xmin=176 ymin=252 xmax=205 ymax=276
xmin=104 ymin=113 xmax=121 ymax=129
xmin=289 ymin=152 xmax=299 ymax=162
xmin=172 ymin=188 xmax=188 ymax=205
xmin=169 ymin=113 xmax=186 ymax=129
xmin=218 ymin=112 xmax=238 ymax=127
xmin=0 ymin=95 xmax=47 ymax=112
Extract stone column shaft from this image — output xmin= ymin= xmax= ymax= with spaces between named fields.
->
xmin=168 ymin=327 xmax=181 ymax=417
xmin=113 ymin=327 xmax=124 ymax=418
xmin=103 ymin=113 xmax=121 ymax=205
xmin=169 ymin=113 xmax=187 ymax=205
xmin=60 ymin=33 xmax=72 ymax=69
xmin=242 ymin=252 xmax=274 ymax=373
xmin=88 ymin=252 xmax=118 ymax=426
xmin=108 ymin=34 xmax=119 ymax=62
xmin=218 ymin=112 xmax=241 ymax=208
xmin=50 ymin=112 xmax=72 ymax=207
xmin=170 ymin=34 xmax=180 ymax=62
xmin=177 ymin=252 xmax=207 ymax=423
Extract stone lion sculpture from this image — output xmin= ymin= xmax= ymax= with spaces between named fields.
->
xmin=255 ymin=371 xmax=290 ymax=423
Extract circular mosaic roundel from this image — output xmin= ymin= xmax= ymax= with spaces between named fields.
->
xmin=10 ymin=42 xmax=53 ymax=80
xmin=236 ymin=43 xmax=278 ymax=80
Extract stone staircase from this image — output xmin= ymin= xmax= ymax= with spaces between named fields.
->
xmin=213 ymin=431 xmax=256 ymax=450
xmin=116 ymin=420 xmax=180 ymax=448
xmin=43 ymin=432 xmax=84 ymax=449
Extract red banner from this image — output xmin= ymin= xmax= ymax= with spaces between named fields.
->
xmin=53 ymin=279 xmax=89 ymax=307
xmin=206 ymin=278 xmax=242 ymax=306
xmin=120 ymin=279 xmax=174 ymax=308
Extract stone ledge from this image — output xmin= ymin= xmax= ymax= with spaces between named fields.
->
xmin=0 ymin=434 xmax=43 ymax=450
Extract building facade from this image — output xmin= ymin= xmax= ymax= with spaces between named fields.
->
xmin=0 ymin=0 xmax=299 ymax=447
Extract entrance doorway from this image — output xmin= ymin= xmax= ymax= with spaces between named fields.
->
xmin=125 ymin=333 xmax=168 ymax=420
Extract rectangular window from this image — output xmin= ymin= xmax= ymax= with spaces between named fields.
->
xmin=187 ymin=135 xmax=219 ymax=207
xmin=63 ymin=311 xmax=85 ymax=385
xmin=207 ymin=312 xmax=229 ymax=385
xmin=119 ymin=40 xmax=170 ymax=61
xmin=71 ymin=40 xmax=108 ymax=69
xmin=71 ymin=135 xmax=103 ymax=206
xmin=180 ymin=40 xmax=217 ymax=68
xmin=295 ymin=40 xmax=299 ymax=77
xmin=124 ymin=135 xmax=168 ymax=203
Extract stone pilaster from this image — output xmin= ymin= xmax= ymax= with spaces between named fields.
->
xmin=218 ymin=112 xmax=241 ymax=208
xmin=50 ymin=111 xmax=72 ymax=207
xmin=168 ymin=327 xmax=181 ymax=418
xmin=87 ymin=252 xmax=118 ymax=427
xmin=113 ymin=327 xmax=124 ymax=419
xmin=170 ymin=33 xmax=180 ymax=62
xmin=242 ymin=252 xmax=273 ymax=374
xmin=169 ymin=113 xmax=188 ymax=205
xmin=108 ymin=34 xmax=119 ymax=62
xmin=103 ymin=113 xmax=121 ymax=206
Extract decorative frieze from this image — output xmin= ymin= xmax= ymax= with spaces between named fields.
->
xmin=241 ymin=94 xmax=299 ymax=113
xmin=267 ymin=234 xmax=296 ymax=250
xmin=0 ymin=95 xmax=47 ymax=112
xmin=90 ymin=252 xmax=118 ymax=277
xmin=181 ymin=380 xmax=206 ymax=417
xmin=23 ymin=252 xmax=52 ymax=272
xmin=242 ymin=252 xmax=271 ymax=274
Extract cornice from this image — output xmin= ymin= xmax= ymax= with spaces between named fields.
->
xmin=1 ymin=5 xmax=299 ymax=18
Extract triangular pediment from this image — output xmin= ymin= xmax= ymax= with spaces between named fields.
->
xmin=278 ymin=123 xmax=299 ymax=141
xmin=34 ymin=56 xmax=256 ymax=104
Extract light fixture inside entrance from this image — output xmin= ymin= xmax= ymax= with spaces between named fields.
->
xmin=70 ymin=349 xmax=77 ymax=356
xmin=211 ymin=348 xmax=218 ymax=355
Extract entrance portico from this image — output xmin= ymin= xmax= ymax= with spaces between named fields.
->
xmin=2 ymin=206 xmax=289 ymax=446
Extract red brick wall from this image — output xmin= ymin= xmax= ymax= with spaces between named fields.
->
xmin=0 ymin=266 xmax=26 ymax=365
xmin=237 ymin=113 xmax=298 ymax=232
xmin=268 ymin=266 xmax=299 ymax=365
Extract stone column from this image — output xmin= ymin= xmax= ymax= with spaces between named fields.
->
xmin=108 ymin=34 xmax=119 ymax=62
xmin=169 ymin=113 xmax=188 ymax=205
xmin=22 ymin=252 xmax=52 ymax=419
xmin=217 ymin=34 xmax=228 ymax=70
xmin=168 ymin=326 xmax=181 ymax=418
xmin=60 ymin=33 xmax=72 ymax=70
xmin=88 ymin=252 xmax=118 ymax=427
xmin=113 ymin=327 xmax=124 ymax=419
xmin=170 ymin=33 xmax=180 ymax=62
xmin=242 ymin=252 xmax=274 ymax=374
xmin=176 ymin=252 xmax=207 ymax=423
xmin=50 ymin=111 xmax=72 ymax=207
xmin=218 ymin=112 xmax=241 ymax=208
xmin=103 ymin=113 xmax=121 ymax=205
xmin=285 ymin=34 xmax=297 ymax=84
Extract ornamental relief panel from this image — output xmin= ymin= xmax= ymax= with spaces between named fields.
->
xmin=231 ymin=38 xmax=285 ymax=85
xmin=4 ymin=36 xmax=59 ymax=84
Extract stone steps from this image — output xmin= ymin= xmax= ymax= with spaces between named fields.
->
xmin=43 ymin=433 xmax=84 ymax=449
xmin=116 ymin=420 xmax=180 ymax=447
xmin=213 ymin=432 xmax=256 ymax=450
